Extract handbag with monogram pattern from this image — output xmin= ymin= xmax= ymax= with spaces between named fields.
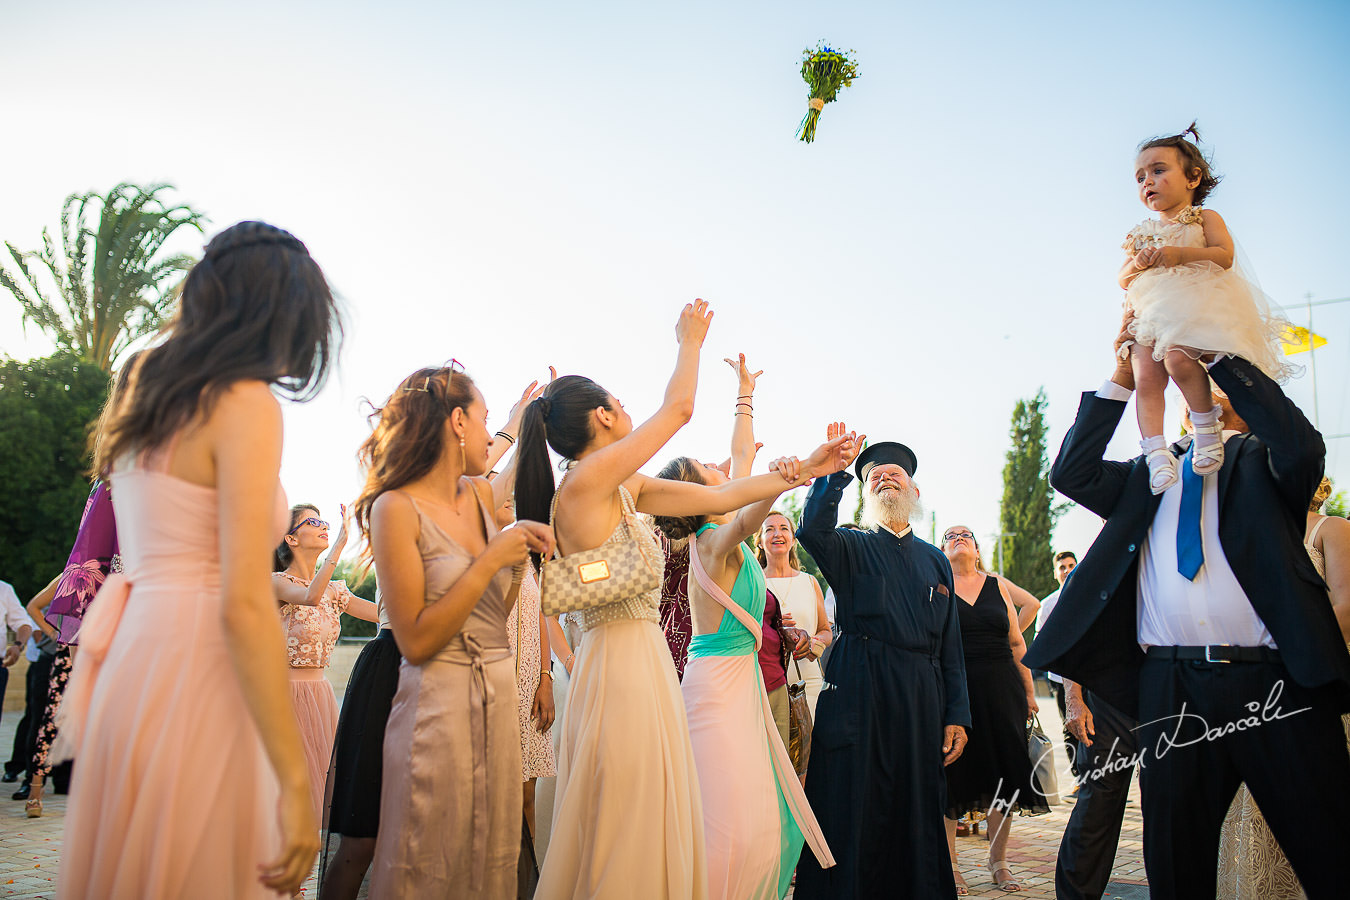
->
xmin=538 ymin=484 xmax=661 ymax=618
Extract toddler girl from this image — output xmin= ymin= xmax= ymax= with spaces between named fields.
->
xmin=1119 ymin=123 xmax=1292 ymax=494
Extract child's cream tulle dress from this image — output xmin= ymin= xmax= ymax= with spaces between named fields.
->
xmin=1123 ymin=205 xmax=1295 ymax=381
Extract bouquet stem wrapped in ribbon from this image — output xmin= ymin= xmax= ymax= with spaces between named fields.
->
xmin=797 ymin=43 xmax=859 ymax=143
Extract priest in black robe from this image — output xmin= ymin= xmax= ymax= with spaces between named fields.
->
xmin=794 ymin=441 xmax=972 ymax=899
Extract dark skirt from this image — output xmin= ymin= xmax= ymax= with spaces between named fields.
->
xmin=324 ymin=629 xmax=401 ymax=838
xmin=944 ymin=655 xmax=1051 ymax=819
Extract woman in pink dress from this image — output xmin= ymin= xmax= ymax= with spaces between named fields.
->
xmin=514 ymin=301 xmax=855 ymax=899
xmin=55 ymin=221 xmax=341 ymax=898
xmin=356 ymin=364 xmax=553 ymax=899
xmin=272 ymin=503 xmax=379 ymax=822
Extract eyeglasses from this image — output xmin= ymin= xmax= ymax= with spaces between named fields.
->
xmin=288 ymin=517 xmax=329 ymax=535
xmin=942 ymin=530 xmax=974 ymax=543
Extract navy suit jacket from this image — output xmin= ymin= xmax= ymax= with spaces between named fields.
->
xmin=1023 ymin=356 xmax=1350 ymax=719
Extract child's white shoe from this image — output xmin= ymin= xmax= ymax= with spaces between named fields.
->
xmin=1143 ymin=442 xmax=1178 ymax=495
xmin=1190 ymin=407 xmax=1225 ymax=476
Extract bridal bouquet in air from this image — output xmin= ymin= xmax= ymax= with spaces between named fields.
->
xmin=796 ymin=43 xmax=860 ymax=143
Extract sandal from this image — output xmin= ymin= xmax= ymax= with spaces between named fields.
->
xmin=1145 ymin=445 xmax=1178 ymax=495
xmin=988 ymin=859 xmax=1021 ymax=892
xmin=25 ymin=797 xmax=42 ymax=818
xmin=1190 ymin=418 xmax=1225 ymax=476
xmin=953 ymin=868 xmax=970 ymax=896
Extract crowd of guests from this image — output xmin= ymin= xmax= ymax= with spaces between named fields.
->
xmin=1 ymin=218 xmax=1347 ymax=900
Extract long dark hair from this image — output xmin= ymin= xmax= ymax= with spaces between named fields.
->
xmin=274 ymin=504 xmax=320 ymax=572
xmin=93 ymin=221 xmax=342 ymax=476
xmin=353 ymin=366 xmax=478 ymax=564
xmin=513 ymin=374 xmax=614 ymax=533
xmin=651 ymin=457 xmax=708 ymax=540
xmin=1139 ymin=121 xmax=1221 ymax=205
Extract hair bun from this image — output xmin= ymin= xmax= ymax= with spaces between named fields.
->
xmin=206 ymin=221 xmax=308 ymax=260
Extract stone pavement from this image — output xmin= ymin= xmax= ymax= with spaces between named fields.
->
xmin=0 ymin=676 xmax=1148 ymax=899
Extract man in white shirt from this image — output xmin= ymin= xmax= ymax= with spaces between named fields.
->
xmin=1025 ymin=321 xmax=1350 ymax=899
xmin=1 ymin=579 xmax=38 ymax=786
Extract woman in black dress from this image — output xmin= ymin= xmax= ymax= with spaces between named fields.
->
xmin=941 ymin=525 xmax=1049 ymax=894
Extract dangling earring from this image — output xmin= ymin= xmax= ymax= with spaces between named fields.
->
xmin=459 ymin=437 xmax=467 ymax=472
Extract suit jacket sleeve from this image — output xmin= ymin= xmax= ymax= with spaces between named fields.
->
xmin=1049 ymin=391 xmax=1136 ymax=519
xmin=797 ymin=472 xmax=851 ymax=583
xmin=1210 ymin=356 xmax=1325 ymax=515
xmin=938 ymin=560 xmax=972 ymax=729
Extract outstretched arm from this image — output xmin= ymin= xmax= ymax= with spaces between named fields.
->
xmin=1210 ymin=355 xmax=1325 ymax=515
xmin=725 ymin=353 xmax=762 ymax=480
xmin=565 ymin=302 xmax=711 ymax=510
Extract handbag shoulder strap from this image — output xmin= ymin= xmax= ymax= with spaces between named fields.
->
xmin=687 ymin=530 xmax=763 ymax=650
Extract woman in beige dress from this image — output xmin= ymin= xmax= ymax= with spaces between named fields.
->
xmin=514 ymin=300 xmax=856 ymax=899
xmin=357 ymin=364 xmax=554 ymax=899
xmin=1216 ymin=477 xmax=1350 ymax=898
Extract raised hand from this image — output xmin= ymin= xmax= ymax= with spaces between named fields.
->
xmin=505 ymin=367 xmax=557 ymax=432
xmin=332 ymin=503 xmax=350 ymax=550
xmin=768 ymin=456 xmax=803 ymax=483
xmin=676 ymin=299 xmax=713 ymax=348
xmin=723 ymin=353 xmax=763 ymax=395
xmin=806 ymin=423 xmax=863 ymax=478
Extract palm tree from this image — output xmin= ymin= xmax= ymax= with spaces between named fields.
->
xmin=1 ymin=183 xmax=207 ymax=370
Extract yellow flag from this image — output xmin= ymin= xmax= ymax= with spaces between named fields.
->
xmin=1282 ymin=326 xmax=1328 ymax=355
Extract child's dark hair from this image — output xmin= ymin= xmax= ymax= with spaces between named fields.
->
xmin=651 ymin=458 xmax=708 ymax=540
xmin=1139 ymin=121 xmax=1221 ymax=205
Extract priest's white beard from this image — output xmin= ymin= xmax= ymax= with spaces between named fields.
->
xmin=860 ymin=481 xmax=922 ymax=531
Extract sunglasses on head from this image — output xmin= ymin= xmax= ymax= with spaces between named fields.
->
xmin=288 ymin=517 xmax=329 ymax=535
xmin=942 ymin=530 xmax=974 ymax=543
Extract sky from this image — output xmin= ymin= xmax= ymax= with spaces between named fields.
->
xmin=3 ymin=0 xmax=1348 ymax=585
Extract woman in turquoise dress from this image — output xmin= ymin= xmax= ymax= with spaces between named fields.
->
xmin=655 ymin=456 xmax=836 ymax=900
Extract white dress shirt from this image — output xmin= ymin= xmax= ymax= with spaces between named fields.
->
xmin=1095 ymin=381 xmax=1274 ymax=649
xmin=1036 ymin=588 xmax=1063 ymax=682
xmin=1 ymin=580 xmax=38 ymax=654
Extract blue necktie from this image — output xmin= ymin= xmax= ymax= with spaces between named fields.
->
xmin=1176 ymin=445 xmax=1204 ymax=580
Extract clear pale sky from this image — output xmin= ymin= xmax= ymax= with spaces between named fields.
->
xmin=4 ymin=0 xmax=1347 ymax=583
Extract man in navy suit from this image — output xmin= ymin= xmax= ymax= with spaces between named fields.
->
xmin=1025 ymin=320 xmax=1350 ymax=899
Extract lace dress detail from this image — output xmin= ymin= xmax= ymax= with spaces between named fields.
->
xmin=275 ymin=573 xmax=353 ymax=668
xmin=1121 ymin=207 xmax=1295 ymax=381
xmin=506 ymin=568 xmax=558 ymax=780
xmin=1215 ymin=516 xmax=1342 ymax=899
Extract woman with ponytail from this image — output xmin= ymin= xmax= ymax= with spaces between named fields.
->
xmin=353 ymin=364 xmax=553 ymax=898
xmin=520 ymin=301 xmax=856 ymax=899
xmin=58 ymin=221 xmax=341 ymax=898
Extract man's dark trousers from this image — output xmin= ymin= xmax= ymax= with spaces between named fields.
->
xmin=1056 ymin=691 xmax=1138 ymax=900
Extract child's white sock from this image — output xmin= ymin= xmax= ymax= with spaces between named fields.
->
xmin=1189 ymin=404 xmax=1225 ymax=474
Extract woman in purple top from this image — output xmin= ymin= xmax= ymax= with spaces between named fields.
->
xmin=759 ymin=588 xmax=792 ymax=750
xmin=23 ymin=480 xmax=120 ymax=817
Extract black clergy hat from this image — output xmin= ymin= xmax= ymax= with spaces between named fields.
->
xmin=854 ymin=441 xmax=918 ymax=482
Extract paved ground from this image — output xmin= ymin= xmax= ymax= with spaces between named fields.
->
xmin=0 ymin=666 xmax=1147 ymax=898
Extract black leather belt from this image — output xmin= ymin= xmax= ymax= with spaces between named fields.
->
xmin=1146 ymin=645 xmax=1281 ymax=664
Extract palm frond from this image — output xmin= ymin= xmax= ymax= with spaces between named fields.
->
xmin=4 ymin=182 xmax=207 ymax=369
